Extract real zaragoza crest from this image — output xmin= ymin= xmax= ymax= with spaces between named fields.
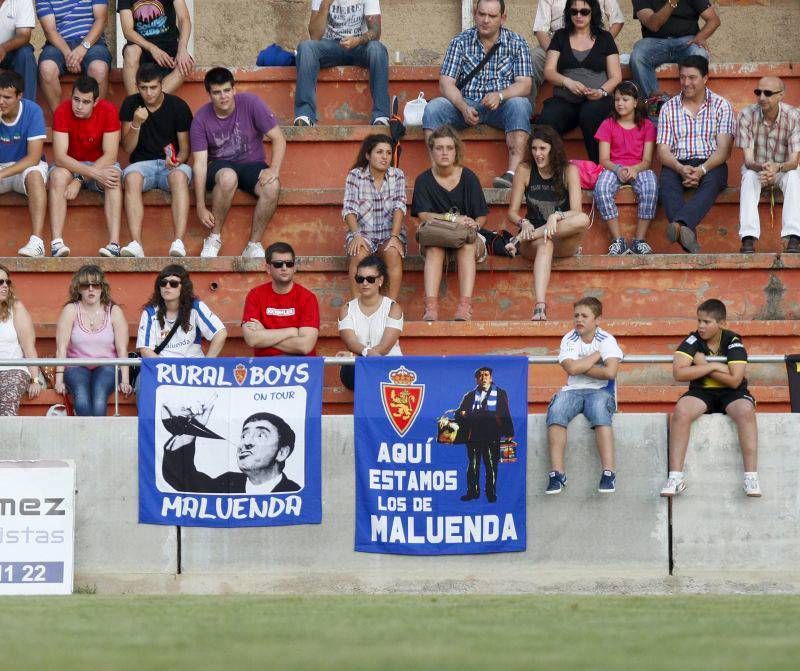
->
xmin=380 ymin=365 xmax=425 ymax=437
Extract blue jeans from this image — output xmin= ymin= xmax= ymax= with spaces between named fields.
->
xmin=294 ymin=38 xmax=389 ymax=123
xmin=49 ymin=161 xmax=122 ymax=193
xmin=422 ymin=96 xmax=532 ymax=134
xmin=660 ymin=159 xmax=727 ymax=232
xmin=546 ymin=388 xmax=617 ymax=428
xmin=0 ymin=44 xmax=37 ymax=101
xmin=629 ymin=37 xmax=709 ymax=98
xmin=64 ymin=365 xmax=117 ymax=416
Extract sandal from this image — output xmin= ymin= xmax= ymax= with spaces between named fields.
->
xmin=531 ymin=302 xmax=547 ymax=321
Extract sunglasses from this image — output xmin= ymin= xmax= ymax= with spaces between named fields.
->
xmin=270 ymin=260 xmax=295 ymax=269
xmin=79 ymin=282 xmax=101 ymax=290
xmin=0 ymin=279 xmax=11 ymax=287
xmin=159 ymin=279 xmax=181 ymax=288
xmin=571 ymin=8 xmax=592 ymax=16
xmin=754 ymin=89 xmax=783 ymax=97
xmin=354 ymin=274 xmax=380 ymax=284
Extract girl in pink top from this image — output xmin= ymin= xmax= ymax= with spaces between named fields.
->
xmin=594 ymin=81 xmax=658 ymax=256
xmin=54 ymin=265 xmax=131 ymax=416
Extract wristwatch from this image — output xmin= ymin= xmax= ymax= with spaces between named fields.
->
xmin=82 ymin=40 xmax=92 ymax=49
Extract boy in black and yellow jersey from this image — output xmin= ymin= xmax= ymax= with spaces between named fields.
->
xmin=660 ymin=299 xmax=761 ymax=498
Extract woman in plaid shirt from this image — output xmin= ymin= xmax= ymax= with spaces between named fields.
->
xmin=342 ymin=134 xmax=406 ymax=300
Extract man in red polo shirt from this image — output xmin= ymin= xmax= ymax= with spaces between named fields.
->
xmin=49 ymin=74 xmax=122 ymax=257
xmin=242 ymin=241 xmax=320 ymax=356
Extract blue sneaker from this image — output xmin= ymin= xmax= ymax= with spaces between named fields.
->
xmin=545 ymin=471 xmax=567 ymax=495
xmin=598 ymin=470 xmax=616 ymax=493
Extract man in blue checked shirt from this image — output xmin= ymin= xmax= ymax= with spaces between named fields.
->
xmin=422 ymin=0 xmax=533 ymax=189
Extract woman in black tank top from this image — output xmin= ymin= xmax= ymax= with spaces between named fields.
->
xmin=506 ymin=126 xmax=589 ymax=321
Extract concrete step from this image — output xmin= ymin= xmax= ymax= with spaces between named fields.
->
xmin=0 ymin=184 xmax=786 ymax=258
xmin=45 ymin=63 xmax=798 ymax=126
xmin=5 ymin=255 xmax=800 ymax=323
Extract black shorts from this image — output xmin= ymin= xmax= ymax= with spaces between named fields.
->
xmin=206 ymin=160 xmax=269 ymax=196
xmin=125 ymin=41 xmax=177 ymax=76
xmin=682 ymin=387 xmax=756 ymax=414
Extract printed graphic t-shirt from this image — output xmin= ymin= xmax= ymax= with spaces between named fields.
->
xmin=241 ymin=282 xmax=320 ymax=357
xmin=311 ymin=0 xmax=380 ymax=40
xmin=118 ymin=0 xmax=179 ymax=50
xmin=52 ymin=98 xmax=121 ymax=162
xmin=190 ymin=93 xmax=277 ymax=164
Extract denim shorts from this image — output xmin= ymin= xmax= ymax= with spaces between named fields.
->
xmin=546 ymin=388 xmax=616 ymax=428
xmin=49 ymin=161 xmax=122 ymax=193
xmin=123 ymin=159 xmax=192 ymax=192
xmin=40 ymin=40 xmax=113 ymax=75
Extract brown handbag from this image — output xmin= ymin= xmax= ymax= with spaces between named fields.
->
xmin=415 ymin=217 xmax=477 ymax=250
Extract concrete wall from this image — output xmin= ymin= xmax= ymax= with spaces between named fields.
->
xmin=190 ymin=0 xmax=800 ymax=67
xmin=2 ymin=413 xmax=798 ymax=593
xmin=0 ymin=418 xmax=176 ymax=588
xmin=672 ymin=413 xmax=800 ymax=576
xmin=28 ymin=1 xmax=800 ymax=67
xmin=179 ymin=415 xmax=667 ymax=592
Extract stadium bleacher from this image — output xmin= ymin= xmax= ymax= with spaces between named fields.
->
xmin=2 ymin=63 xmax=798 ymax=415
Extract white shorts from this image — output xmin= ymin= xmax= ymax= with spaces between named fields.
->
xmin=0 ymin=160 xmax=49 ymax=196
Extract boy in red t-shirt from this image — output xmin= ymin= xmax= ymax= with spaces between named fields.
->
xmin=242 ymin=241 xmax=320 ymax=356
xmin=49 ymin=75 xmax=122 ymax=257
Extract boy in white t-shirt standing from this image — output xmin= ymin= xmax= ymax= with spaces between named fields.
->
xmin=294 ymin=0 xmax=389 ymax=127
xmin=545 ymin=296 xmax=623 ymax=495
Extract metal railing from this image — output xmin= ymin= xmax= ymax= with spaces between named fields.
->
xmin=0 ymin=355 xmax=788 ymax=417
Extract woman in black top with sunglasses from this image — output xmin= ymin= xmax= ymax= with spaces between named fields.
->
xmin=337 ymin=255 xmax=403 ymax=390
xmin=137 ymin=264 xmax=227 ymax=359
xmin=537 ymin=0 xmax=621 ymax=162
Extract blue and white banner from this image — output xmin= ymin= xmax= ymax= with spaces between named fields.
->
xmin=355 ymin=356 xmax=527 ymax=555
xmin=138 ymin=358 xmax=322 ymax=527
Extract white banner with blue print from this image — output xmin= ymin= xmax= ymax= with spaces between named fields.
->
xmin=138 ymin=357 xmax=322 ymax=527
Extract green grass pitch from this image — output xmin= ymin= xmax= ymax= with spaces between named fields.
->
xmin=1 ymin=594 xmax=799 ymax=670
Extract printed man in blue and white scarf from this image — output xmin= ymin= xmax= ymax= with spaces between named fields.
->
xmin=456 ymin=366 xmax=514 ymax=503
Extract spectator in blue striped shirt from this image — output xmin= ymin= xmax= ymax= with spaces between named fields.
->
xmin=37 ymin=0 xmax=112 ymax=112
xmin=422 ymin=0 xmax=533 ymax=189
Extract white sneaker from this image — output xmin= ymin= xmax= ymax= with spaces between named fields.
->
xmin=200 ymin=235 xmax=222 ymax=258
xmin=120 ymin=240 xmax=145 ymax=258
xmin=660 ymin=476 xmax=687 ymax=497
xmin=51 ymin=239 xmax=71 ymax=257
xmin=242 ymin=241 xmax=265 ymax=259
xmin=169 ymin=239 xmax=186 ymax=257
xmin=18 ymin=235 xmax=45 ymax=257
xmin=372 ymin=116 xmax=390 ymax=126
xmin=744 ymin=474 xmax=762 ymax=497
